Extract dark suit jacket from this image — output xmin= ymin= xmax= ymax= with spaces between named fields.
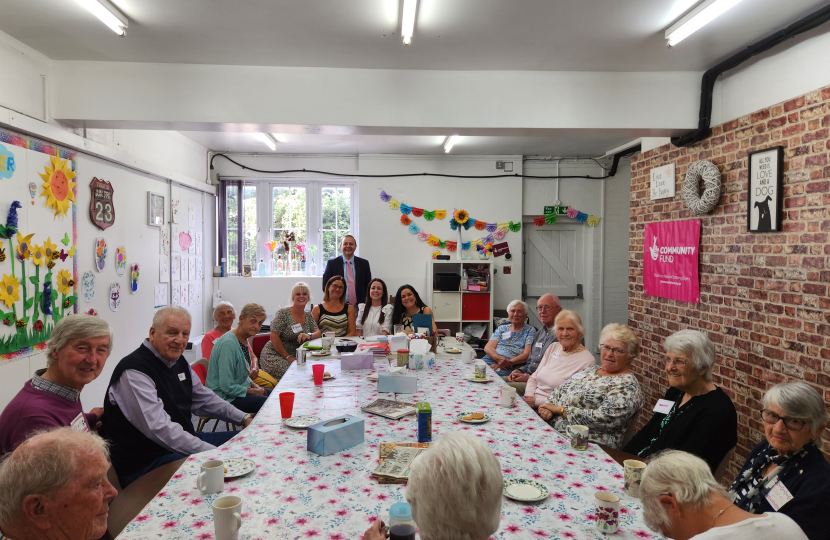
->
xmin=322 ymin=255 xmax=372 ymax=303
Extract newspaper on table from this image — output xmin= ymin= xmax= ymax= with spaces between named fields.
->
xmin=361 ymin=398 xmax=417 ymax=420
xmin=372 ymin=444 xmax=426 ymax=480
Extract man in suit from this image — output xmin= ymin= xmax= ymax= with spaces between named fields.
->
xmin=322 ymin=235 xmax=371 ymax=306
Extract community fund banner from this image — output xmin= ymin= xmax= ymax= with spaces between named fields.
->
xmin=643 ymin=219 xmax=700 ymax=304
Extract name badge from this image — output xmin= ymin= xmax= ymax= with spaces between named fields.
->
xmin=653 ymin=399 xmax=675 ymax=415
xmin=291 ymin=323 xmax=303 ymax=333
xmin=535 ymin=342 xmax=543 ymax=348
xmin=70 ymin=412 xmax=89 ymax=432
xmin=178 ymin=372 xmax=187 ymax=381
xmin=571 ymin=372 xmax=587 ymax=380
xmin=765 ymin=480 xmax=794 ymax=511
xmin=502 ymin=332 xmax=512 ymax=339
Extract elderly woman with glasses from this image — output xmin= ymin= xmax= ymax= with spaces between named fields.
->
xmin=728 ymin=382 xmax=830 ymax=540
xmin=538 ymin=323 xmax=643 ymax=449
xmin=624 ymin=329 xmax=737 ymax=472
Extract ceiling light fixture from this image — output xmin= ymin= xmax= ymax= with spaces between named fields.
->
xmin=401 ymin=0 xmax=417 ymax=45
xmin=665 ymin=0 xmax=745 ymax=47
xmin=251 ymin=133 xmax=278 ymax=151
xmin=444 ymin=135 xmax=461 ymax=153
xmin=76 ymin=0 xmax=128 ymax=36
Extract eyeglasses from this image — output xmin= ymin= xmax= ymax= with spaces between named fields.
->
xmin=600 ymin=344 xmax=626 ymax=356
xmin=664 ymin=357 xmax=691 ymax=368
xmin=538 ymin=305 xmax=561 ymax=313
xmin=329 ymin=285 xmax=344 ymax=290
xmin=761 ymin=409 xmax=808 ymax=431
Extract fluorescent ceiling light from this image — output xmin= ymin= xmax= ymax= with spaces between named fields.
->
xmin=76 ymin=0 xmax=128 ymax=36
xmin=665 ymin=0 xmax=745 ymax=47
xmin=444 ymin=135 xmax=461 ymax=153
xmin=270 ymin=133 xmax=292 ymax=144
xmin=251 ymin=133 xmax=277 ymax=151
xmin=401 ymin=0 xmax=417 ymax=45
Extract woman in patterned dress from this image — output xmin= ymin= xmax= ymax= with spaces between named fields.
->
xmin=538 ymin=323 xmax=643 ymax=449
xmin=312 ymin=275 xmax=355 ymax=337
xmin=259 ymin=282 xmax=320 ymax=380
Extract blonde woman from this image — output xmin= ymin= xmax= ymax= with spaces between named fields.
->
xmin=260 ymin=283 xmax=321 ymax=380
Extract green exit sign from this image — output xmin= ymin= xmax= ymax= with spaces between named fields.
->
xmin=544 ymin=206 xmax=568 ymax=215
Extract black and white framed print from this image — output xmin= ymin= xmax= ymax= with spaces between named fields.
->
xmin=747 ymin=146 xmax=783 ymax=233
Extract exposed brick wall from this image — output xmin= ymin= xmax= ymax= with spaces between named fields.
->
xmin=628 ymin=84 xmax=830 ymax=482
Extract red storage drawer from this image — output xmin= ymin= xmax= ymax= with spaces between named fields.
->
xmin=462 ymin=293 xmax=490 ymax=321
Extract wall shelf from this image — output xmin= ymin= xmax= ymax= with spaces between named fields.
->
xmin=426 ymin=260 xmax=493 ymax=337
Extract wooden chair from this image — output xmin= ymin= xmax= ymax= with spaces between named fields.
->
xmin=714 ymin=447 xmax=735 ymax=483
xmin=192 ymin=358 xmax=237 ymax=433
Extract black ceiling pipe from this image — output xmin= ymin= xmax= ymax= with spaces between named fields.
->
xmin=607 ymin=143 xmax=641 ymax=177
xmin=673 ymin=3 xmax=830 ymax=148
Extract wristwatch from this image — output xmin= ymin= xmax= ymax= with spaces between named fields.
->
xmin=242 ymin=414 xmax=253 ymax=424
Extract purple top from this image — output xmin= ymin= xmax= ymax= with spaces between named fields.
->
xmin=0 ymin=380 xmax=97 ymax=454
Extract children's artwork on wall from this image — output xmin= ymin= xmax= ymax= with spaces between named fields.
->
xmin=171 ymin=255 xmax=180 ymax=281
xmin=178 ymin=231 xmax=192 ymax=252
xmin=196 ymin=257 xmax=203 ymax=279
xmin=89 ymin=177 xmax=115 ymax=230
xmin=109 ymin=282 xmax=121 ymax=311
xmin=171 ymin=198 xmax=180 ymax=223
xmin=188 ymin=203 xmax=195 ymax=228
xmin=154 ymin=283 xmax=167 ymax=308
xmin=171 ymin=226 xmax=179 ymax=252
xmin=115 ymin=246 xmax=127 ymax=276
xmin=28 ymin=182 xmax=36 ymax=202
xmin=130 ymin=263 xmax=139 ymax=294
xmin=159 ymin=256 xmax=169 ymax=283
xmin=188 ymin=256 xmax=196 ymax=281
xmin=180 ymin=283 xmax=188 ymax=307
xmin=193 ymin=282 xmax=202 ymax=305
xmin=85 ymin=308 xmax=97 ymax=316
xmin=160 ymin=228 xmax=170 ymax=256
xmin=187 ymin=229 xmax=196 ymax=254
xmin=94 ymin=238 xmax=107 ymax=272
xmin=39 ymin=155 xmax=77 ymax=219
xmin=82 ymin=271 xmax=95 ymax=302
xmin=171 ymin=284 xmax=181 ymax=307
xmin=188 ymin=282 xmax=196 ymax=306
xmin=147 ymin=192 xmax=165 ymax=227
xmin=194 ymin=232 xmax=202 ymax=255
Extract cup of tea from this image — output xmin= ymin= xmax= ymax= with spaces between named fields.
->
xmin=455 ymin=332 xmax=465 ymax=343
xmin=623 ymin=459 xmax=647 ymax=497
xmin=594 ymin=492 xmax=626 ymax=534
xmin=196 ymin=459 xmax=224 ymax=495
xmin=212 ymin=495 xmax=243 ymax=540
xmin=321 ymin=336 xmax=332 ymax=351
xmin=473 ymin=361 xmax=487 ymax=380
xmin=567 ymin=424 xmax=589 ymax=450
xmin=461 ymin=349 xmax=475 ymax=364
xmin=499 ymin=387 xmax=517 ymax=408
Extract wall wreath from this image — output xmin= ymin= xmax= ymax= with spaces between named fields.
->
xmin=682 ymin=160 xmax=721 ymax=215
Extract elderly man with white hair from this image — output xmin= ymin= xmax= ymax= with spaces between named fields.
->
xmin=482 ymin=299 xmax=536 ymax=376
xmin=363 ymin=432 xmax=503 ymax=540
xmin=640 ymin=450 xmax=807 ymax=540
xmin=0 ymin=428 xmax=118 ymax=540
xmin=0 ymin=315 xmax=112 ymax=454
xmin=102 ymin=306 xmax=252 ymax=488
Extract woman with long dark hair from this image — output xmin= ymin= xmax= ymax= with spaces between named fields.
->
xmin=356 ymin=279 xmax=393 ymax=337
xmin=391 ymin=284 xmax=437 ymax=334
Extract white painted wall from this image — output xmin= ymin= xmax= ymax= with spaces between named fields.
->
xmin=602 ymin=159 xmax=631 ymax=327
xmin=214 ymin=276 xmax=324 ymax=324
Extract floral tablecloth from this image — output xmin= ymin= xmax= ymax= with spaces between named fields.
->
xmin=118 ymin=357 xmax=660 ymax=540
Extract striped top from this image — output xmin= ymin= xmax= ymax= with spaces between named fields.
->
xmin=318 ymin=302 xmax=350 ymax=337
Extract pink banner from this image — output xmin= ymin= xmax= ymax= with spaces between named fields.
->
xmin=643 ymin=219 xmax=701 ymax=304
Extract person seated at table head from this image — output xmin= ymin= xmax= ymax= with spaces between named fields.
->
xmin=503 ymin=293 xmax=562 ymax=395
xmin=0 ymin=428 xmax=118 ymax=540
xmin=260 ymin=282 xmax=321 ymax=381
xmin=312 ymin=275 xmax=356 ymax=337
xmin=101 ymin=306 xmax=253 ymax=488
xmin=728 ymin=382 xmax=829 ymax=540
xmin=624 ymin=329 xmax=737 ymax=472
xmin=201 ymin=301 xmax=276 ymax=390
xmin=538 ymin=323 xmax=643 ymax=449
xmin=482 ymin=300 xmax=536 ymax=377
xmin=0 ymin=315 xmax=113 ymax=455
xmin=391 ymin=284 xmax=437 ymax=335
xmin=207 ymin=303 xmax=271 ymax=414
xmin=363 ymin=431 xmax=502 ymax=540
xmin=640 ymin=450 xmax=808 ymax=540
xmin=523 ymin=310 xmax=594 ymax=410
xmin=322 ymin=234 xmax=372 ymax=307
xmin=356 ymin=278 xmax=393 ymax=337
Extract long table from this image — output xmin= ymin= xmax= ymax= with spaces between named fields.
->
xmin=117 ymin=344 xmax=660 ymax=540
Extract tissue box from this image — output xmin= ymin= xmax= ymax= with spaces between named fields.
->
xmin=340 ymin=351 xmax=374 ymax=370
xmin=409 ymin=353 xmax=435 ymax=370
xmin=307 ymin=415 xmax=365 ymax=456
xmin=378 ymin=371 xmax=418 ymax=393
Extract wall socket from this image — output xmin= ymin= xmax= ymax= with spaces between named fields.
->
xmin=496 ymin=161 xmax=514 ymax=172
xmin=496 ymin=161 xmax=504 ymax=169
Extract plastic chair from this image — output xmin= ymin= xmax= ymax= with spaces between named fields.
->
xmin=436 ymin=328 xmax=451 ymax=337
xmin=714 ymin=447 xmax=735 ymax=483
xmin=252 ymin=334 xmax=270 ymax=358
xmin=192 ymin=360 xmax=237 ymax=433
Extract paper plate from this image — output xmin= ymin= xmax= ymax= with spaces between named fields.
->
xmin=456 ymin=411 xmax=491 ymax=424
xmin=223 ymin=458 xmax=256 ymax=478
xmin=284 ymin=415 xmax=321 ymax=429
xmin=467 ymin=376 xmax=492 ymax=383
xmin=503 ymin=478 xmax=549 ymax=502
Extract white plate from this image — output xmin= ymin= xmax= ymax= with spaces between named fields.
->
xmin=283 ymin=415 xmax=321 ymax=429
xmin=310 ymin=374 xmax=335 ymax=380
xmin=311 ymin=351 xmax=329 ymax=357
xmin=366 ymin=372 xmax=379 ymax=381
xmin=223 ymin=458 xmax=256 ymax=478
xmin=456 ymin=411 xmax=491 ymax=424
xmin=467 ymin=376 xmax=492 ymax=383
xmin=444 ymin=348 xmax=462 ymax=354
xmin=503 ymin=478 xmax=549 ymax=502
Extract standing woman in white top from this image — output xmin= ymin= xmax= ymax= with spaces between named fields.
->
xmin=356 ymin=278 xmax=393 ymax=337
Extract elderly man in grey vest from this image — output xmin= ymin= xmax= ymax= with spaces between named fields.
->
xmin=502 ymin=293 xmax=562 ymax=395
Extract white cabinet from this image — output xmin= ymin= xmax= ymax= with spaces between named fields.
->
xmin=425 ymin=260 xmax=494 ymax=336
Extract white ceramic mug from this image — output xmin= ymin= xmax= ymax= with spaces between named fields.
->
xmin=455 ymin=332 xmax=465 ymax=343
xmin=461 ymin=349 xmax=475 ymax=364
xmin=197 ymin=459 xmax=224 ymax=495
xmin=499 ymin=386 xmax=517 ymax=408
xmin=567 ymin=424 xmax=590 ymax=450
xmin=212 ymin=495 xmax=243 ymax=540
xmin=594 ymin=492 xmax=631 ymax=533
xmin=623 ymin=459 xmax=647 ymax=497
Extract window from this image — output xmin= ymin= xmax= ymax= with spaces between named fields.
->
xmin=219 ymin=179 xmax=356 ymax=276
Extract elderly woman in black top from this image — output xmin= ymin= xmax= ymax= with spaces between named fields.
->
xmin=624 ymin=329 xmax=737 ymax=472
xmin=729 ymin=382 xmax=830 ymax=540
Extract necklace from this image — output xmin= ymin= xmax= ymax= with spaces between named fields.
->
xmin=561 ymin=345 xmax=585 ymax=356
xmin=712 ymin=503 xmax=732 ymax=527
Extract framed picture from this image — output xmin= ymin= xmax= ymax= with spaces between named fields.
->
xmin=147 ymin=192 xmax=165 ymax=227
xmin=747 ymin=146 xmax=783 ymax=232
xmin=242 ymin=264 xmax=252 ymax=277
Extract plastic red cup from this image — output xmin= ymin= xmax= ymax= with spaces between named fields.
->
xmin=312 ymin=364 xmax=325 ymax=386
xmin=279 ymin=392 xmax=295 ymax=419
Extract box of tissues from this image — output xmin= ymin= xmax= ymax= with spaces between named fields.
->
xmin=409 ymin=352 xmax=435 ymax=370
xmin=340 ymin=351 xmax=374 ymax=370
xmin=378 ymin=371 xmax=418 ymax=393
xmin=307 ymin=415 xmax=365 ymax=456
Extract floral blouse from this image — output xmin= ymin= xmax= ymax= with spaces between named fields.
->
xmin=259 ymin=308 xmax=318 ymax=380
xmin=547 ymin=366 xmax=643 ymax=450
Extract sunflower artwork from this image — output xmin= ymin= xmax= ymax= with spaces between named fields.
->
xmin=39 ymin=155 xmax=77 ymax=219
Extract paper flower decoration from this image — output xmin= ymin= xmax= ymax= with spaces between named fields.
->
xmin=449 ymin=219 xmax=459 ymax=231
xmin=426 ymin=235 xmax=440 ymax=246
xmin=56 ymin=269 xmax=74 ymax=295
xmin=423 ymin=210 xmax=436 ymax=221
xmin=418 ymin=231 xmax=430 ymax=241
xmin=30 ymin=244 xmax=47 ymax=266
xmin=15 ymin=232 xmax=34 ymax=261
xmin=575 ymin=211 xmax=588 ymax=223
xmin=432 ymin=250 xmax=441 ymax=259
xmin=534 ymin=216 xmax=546 ymax=226
xmin=494 ymin=228 xmax=506 ymax=240
xmin=379 ymin=190 xmax=392 ymax=202
xmin=0 ymin=274 xmax=20 ymax=308
xmin=485 ymin=222 xmax=497 ymax=233
xmin=566 ymin=206 xmax=578 ymax=219
xmin=265 ymin=241 xmax=277 ymax=253
xmin=39 ymin=155 xmax=77 ymax=219
xmin=509 ymin=221 xmax=521 ymax=232
xmin=447 ymin=241 xmax=458 ymax=252
xmin=0 ymin=201 xmax=22 ymax=239
xmin=454 ymin=209 xmax=470 ymax=225
xmin=412 ymin=207 xmax=424 ymax=217
xmin=400 ymin=203 xmax=412 ymax=215
xmin=473 ymin=220 xmax=486 ymax=231
xmin=408 ymin=223 xmax=420 ymax=234
xmin=461 ymin=241 xmax=471 ymax=250
xmin=389 ymin=198 xmax=401 ymax=210
xmin=434 ymin=210 xmax=446 ymax=220
xmin=587 ymin=215 xmax=601 ymax=227
xmin=439 ymin=240 xmax=447 ymax=249
xmin=401 ymin=214 xmax=413 ymax=226
xmin=42 ymin=282 xmax=53 ymax=315
xmin=545 ymin=212 xmax=557 ymax=224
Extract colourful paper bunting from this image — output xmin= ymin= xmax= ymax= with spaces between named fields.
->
xmin=434 ymin=210 xmax=446 ymax=220
xmin=509 ymin=221 xmax=521 ymax=232
xmin=534 ymin=216 xmax=546 ymax=226
xmin=461 ymin=241 xmax=471 ymax=250
xmin=566 ymin=206 xmax=578 ymax=218
xmin=575 ymin=211 xmax=588 ymax=223
xmin=400 ymin=203 xmax=412 ymax=215
xmin=423 ymin=210 xmax=436 ymax=221
xmin=545 ymin=213 xmax=557 ymax=224
xmin=409 ymin=223 xmax=421 ymax=234
xmin=401 ymin=214 xmax=413 ymax=226
xmin=379 ymin=190 xmax=391 ymax=202
xmin=389 ymin=198 xmax=401 ymax=210
xmin=494 ymin=228 xmax=506 ymax=240
xmin=586 ymin=215 xmax=600 ymax=227
xmin=412 ymin=207 xmax=424 ymax=217
xmin=473 ymin=220 xmax=486 ymax=231
xmin=447 ymin=241 xmax=458 ymax=252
